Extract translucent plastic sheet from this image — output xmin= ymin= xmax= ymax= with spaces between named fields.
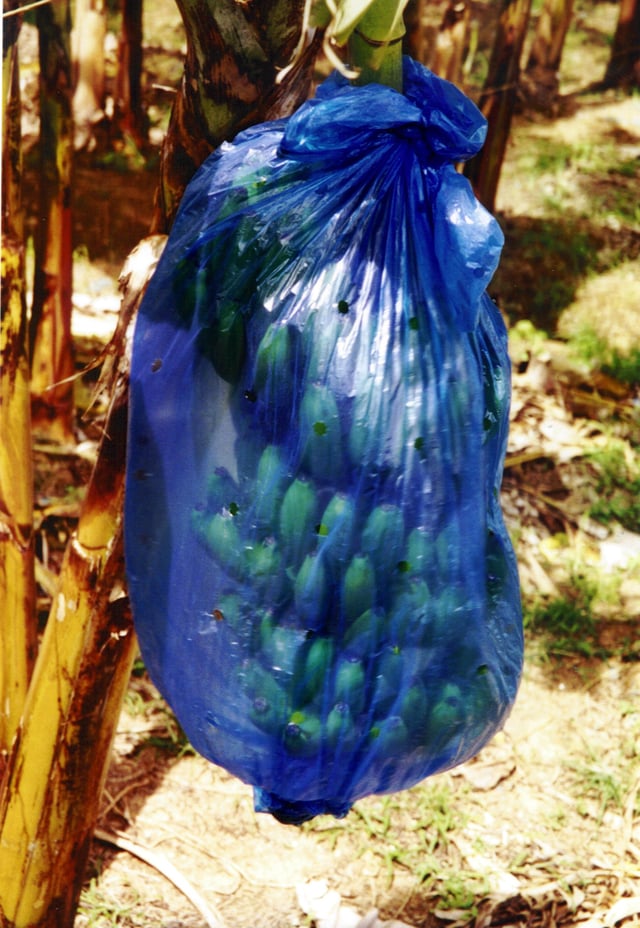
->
xmin=125 ymin=58 xmax=523 ymax=824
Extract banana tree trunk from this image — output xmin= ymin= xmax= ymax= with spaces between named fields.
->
xmin=402 ymin=0 xmax=425 ymax=62
xmin=464 ymin=0 xmax=532 ymax=212
xmin=521 ymin=0 xmax=574 ymax=110
xmin=1 ymin=5 xmax=37 ymax=761
xmin=29 ymin=0 xmax=75 ymax=445
xmin=0 ymin=238 xmax=164 ymax=928
xmin=601 ymin=0 xmax=640 ymax=89
xmin=151 ymin=0 xmax=319 ymax=233
xmin=432 ymin=0 xmax=471 ymax=86
xmin=72 ymin=0 xmax=107 ymax=150
xmin=116 ymin=0 xmax=146 ymax=146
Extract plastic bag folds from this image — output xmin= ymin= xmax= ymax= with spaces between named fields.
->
xmin=125 ymin=58 xmax=523 ymax=825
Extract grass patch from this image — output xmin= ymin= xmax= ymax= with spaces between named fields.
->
xmin=305 ymin=779 xmax=475 ymax=902
xmin=570 ymin=753 xmax=634 ymax=825
xmin=569 ymin=326 xmax=640 ymax=386
xmin=588 ymin=442 xmax=640 ymax=533
xmin=524 ymin=581 xmax=599 ymax=659
xmin=77 ymin=879 xmax=140 ymax=928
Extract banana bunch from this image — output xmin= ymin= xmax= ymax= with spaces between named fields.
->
xmin=126 ymin=56 xmax=523 ymax=824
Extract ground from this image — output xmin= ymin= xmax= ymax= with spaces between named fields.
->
xmin=21 ymin=2 xmax=640 ymax=926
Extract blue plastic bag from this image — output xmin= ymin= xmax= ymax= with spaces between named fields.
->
xmin=125 ymin=58 xmax=523 ymax=824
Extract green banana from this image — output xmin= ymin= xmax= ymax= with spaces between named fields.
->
xmin=197 ymin=300 xmax=246 ymax=384
xmin=244 ymin=538 xmax=287 ymax=601
xmin=342 ymin=607 xmax=386 ymax=658
xmin=377 ymin=645 xmax=403 ymax=689
xmin=399 ymin=685 xmax=430 ymax=743
xmin=253 ymin=444 xmax=291 ymax=532
xmin=284 ymin=710 xmax=323 ymax=757
xmin=304 ymin=308 xmax=343 ymax=382
xmin=370 ymin=670 xmax=397 ymax=718
xmin=297 ymin=635 xmax=335 ymax=705
xmin=293 ymin=553 xmax=330 ymax=631
xmin=369 ymin=715 xmax=409 ymax=759
xmin=467 ymin=664 xmax=501 ymax=740
xmin=404 ymin=526 xmax=434 ymax=578
xmin=433 ymin=588 xmax=471 ymax=645
xmin=342 ymin=554 xmax=376 ymax=625
xmin=421 ymin=682 xmax=465 ymax=748
xmin=325 ymin=702 xmax=357 ymax=751
xmin=259 ymin=614 xmax=307 ymax=678
xmin=278 ymin=477 xmax=319 ymax=568
xmin=244 ymin=664 xmax=290 ymax=736
xmin=361 ymin=503 xmax=405 ymax=582
xmin=317 ymin=491 xmax=357 ymax=573
xmin=201 ymin=512 xmax=242 ymax=575
xmin=299 ymin=382 xmax=344 ymax=483
xmin=434 ymin=521 xmax=460 ymax=579
xmin=253 ymin=323 xmax=296 ymax=397
xmin=334 ymin=657 xmax=366 ymax=716
xmin=212 ymin=592 xmax=243 ymax=627
xmin=389 ymin=577 xmax=432 ymax=647
xmin=347 ymin=389 xmax=376 ymax=468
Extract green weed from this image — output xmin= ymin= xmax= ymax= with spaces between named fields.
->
xmin=508 ymin=319 xmax=550 ymax=367
xmin=569 ymin=326 xmax=640 ymax=387
xmin=305 ymin=780 xmax=472 ymax=899
xmin=571 ymin=763 xmax=626 ymax=824
xmin=524 ymin=585 xmax=598 ymax=658
xmin=588 ymin=442 xmax=640 ymax=533
xmin=77 ymin=879 xmax=139 ymax=927
xmin=438 ymin=872 xmax=486 ymax=912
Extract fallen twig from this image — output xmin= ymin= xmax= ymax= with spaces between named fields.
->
xmin=95 ymin=827 xmax=228 ymax=928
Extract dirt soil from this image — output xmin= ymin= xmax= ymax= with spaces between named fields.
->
xmin=22 ymin=4 xmax=640 ymax=926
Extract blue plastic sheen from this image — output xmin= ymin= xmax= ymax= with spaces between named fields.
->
xmin=125 ymin=59 xmax=523 ymax=825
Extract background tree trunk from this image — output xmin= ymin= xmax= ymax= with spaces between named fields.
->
xmin=1 ymin=3 xmax=37 ymax=763
xmin=464 ymin=0 xmax=532 ymax=212
xmin=403 ymin=0 xmax=426 ymax=63
xmin=30 ymin=0 xmax=75 ymax=444
xmin=520 ymin=0 xmax=573 ymax=111
xmin=116 ymin=0 xmax=146 ymax=147
xmin=432 ymin=0 xmax=470 ymax=86
xmin=151 ymin=0 xmax=320 ymax=233
xmin=72 ymin=0 xmax=106 ymax=150
xmin=601 ymin=0 xmax=640 ymax=88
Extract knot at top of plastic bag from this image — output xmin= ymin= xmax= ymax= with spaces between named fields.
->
xmin=281 ymin=56 xmax=487 ymax=164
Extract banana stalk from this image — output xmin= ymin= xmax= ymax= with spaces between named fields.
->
xmin=0 ymin=238 xmax=166 ymax=928
xmin=319 ymin=0 xmax=410 ymax=89
xmin=1 ymin=9 xmax=37 ymax=758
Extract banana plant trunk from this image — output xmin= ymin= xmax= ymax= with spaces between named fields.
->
xmin=521 ymin=0 xmax=574 ymax=110
xmin=464 ymin=0 xmax=532 ymax=212
xmin=601 ymin=0 xmax=640 ymax=89
xmin=0 ymin=239 xmax=163 ymax=928
xmin=151 ymin=0 xmax=319 ymax=233
xmin=1 ymin=5 xmax=37 ymax=762
xmin=115 ymin=0 xmax=146 ymax=146
xmin=29 ymin=0 xmax=75 ymax=445
xmin=432 ymin=0 xmax=471 ymax=86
